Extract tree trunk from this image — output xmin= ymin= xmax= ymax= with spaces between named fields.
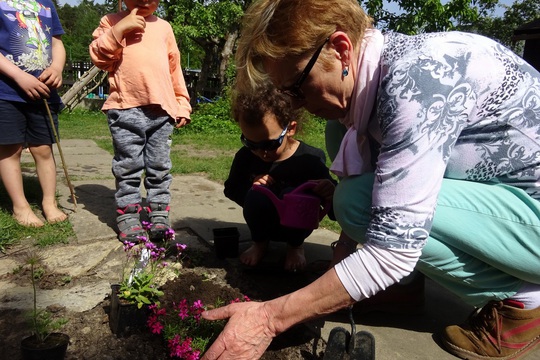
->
xmin=219 ymin=30 xmax=238 ymax=88
xmin=193 ymin=45 xmax=216 ymax=105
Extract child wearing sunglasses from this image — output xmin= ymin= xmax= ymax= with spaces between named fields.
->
xmin=224 ymin=84 xmax=337 ymax=272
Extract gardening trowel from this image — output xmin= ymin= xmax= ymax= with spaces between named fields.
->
xmin=127 ymin=248 xmax=151 ymax=285
xmin=323 ymin=306 xmax=375 ymax=360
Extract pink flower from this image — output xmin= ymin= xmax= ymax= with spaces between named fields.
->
xmin=149 ymin=318 xmax=164 ymax=334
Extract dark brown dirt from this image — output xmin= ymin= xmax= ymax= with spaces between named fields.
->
xmin=0 ymin=248 xmax=327 ymax=360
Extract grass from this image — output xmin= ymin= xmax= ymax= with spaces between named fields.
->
xmin=0 ymin=177 xmax=74 ymax=252
xmin=0 ymin=100 xmax=340 ymax=252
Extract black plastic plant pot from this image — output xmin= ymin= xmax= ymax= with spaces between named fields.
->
xmin=109 ymin=284 xmax=149 ymax=337
xmin=20 ymin=332 xmax=70 ymax=360
xmin=213 ymin=227 xmax=240 ymax=259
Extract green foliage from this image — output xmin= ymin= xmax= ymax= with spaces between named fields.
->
xmin=57 ymin=0 xmax=108 ymax=62
xmin=119 ymin=272 xmax=165 ymax=309
xmin=364 ymin=0 xmax=498 ymax=34
xmin=28 ymin=310 xmax=69 ymax=343
xmin=24 ymin=252 xmax=68 ymax=343
xmin=467 ymin=0 xmax=540 ymax=53
xmin=183 ymin=96 xmax=237 ymax=134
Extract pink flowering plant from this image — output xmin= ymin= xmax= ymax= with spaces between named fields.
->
xmin=148 ymin=296 xmax=251 ymax=359
xmin=118 ymin=223 xmax=186 ymax=309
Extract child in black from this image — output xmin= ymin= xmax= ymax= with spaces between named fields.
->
xmin=224 ymin=84 xmax=337 ymax=271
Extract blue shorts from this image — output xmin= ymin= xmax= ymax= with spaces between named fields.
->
xmin=0 ymin=100 xmax=60 ymax=145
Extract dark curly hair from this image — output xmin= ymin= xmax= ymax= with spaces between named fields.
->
xmin=231 ymin=82 xmax=305 ymax=130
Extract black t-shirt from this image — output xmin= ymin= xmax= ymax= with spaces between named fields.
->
xmin=224 ymin=141 xmax=337 ymax=207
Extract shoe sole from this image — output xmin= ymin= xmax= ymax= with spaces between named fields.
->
xmin=440 ymin=333 xmax=540 ymax=360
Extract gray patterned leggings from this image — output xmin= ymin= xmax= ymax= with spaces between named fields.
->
xmin=107 ymin=106 xmax=174 ymax=209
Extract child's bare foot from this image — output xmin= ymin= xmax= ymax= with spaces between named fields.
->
xmin=284 ymin=244 xmax=306 ymax=272
xmin=239 ymin=241 xmax=268 ymax=266
xmin=43 ymin=204 xmax=68 ymax=223
xmin=13 ymin=208 xmax=44 ymax=227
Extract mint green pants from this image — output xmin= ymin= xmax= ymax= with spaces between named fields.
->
xmin=333 ymin=173 xmax=540 ymax=307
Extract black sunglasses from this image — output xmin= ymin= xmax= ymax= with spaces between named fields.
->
xmin=279 ymin=38 xmax=329 ymax=99
xmin=240 ymin=123 xmax=289 ymax=151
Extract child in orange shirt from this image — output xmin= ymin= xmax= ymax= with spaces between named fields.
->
xmin=90 ymin=0 xmax=191 ymax=242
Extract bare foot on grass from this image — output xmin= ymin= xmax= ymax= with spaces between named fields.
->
xmin=43 ymin=204 xmax=68 ymax=223
xmin=284 ymin=244 xmax=306 ymax=272
xmin=239 ymin=241 xmax=268 ymax=266
xmin=13 ymin=208 xmax=44 ymax=227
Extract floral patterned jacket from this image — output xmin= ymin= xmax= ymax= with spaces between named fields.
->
xmin=335 ymin=31 xmax=540 ymax=301
xmin=369 ymin=31 xmax=540 ymax=250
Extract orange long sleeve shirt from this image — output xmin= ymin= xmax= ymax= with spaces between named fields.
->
xmin=89 ymin=12 xmax=191 ymax=120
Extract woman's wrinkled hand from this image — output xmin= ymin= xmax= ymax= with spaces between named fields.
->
xmin=201 ymin=301 xmax=276 ymax=360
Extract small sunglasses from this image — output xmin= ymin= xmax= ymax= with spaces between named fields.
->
xmin=240 ymin=123 xmax=289 ymax=151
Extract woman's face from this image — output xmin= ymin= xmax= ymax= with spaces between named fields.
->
xmin=123 ymin=0 xmax=159 ymax=17
xmin=263 ymin=45 xmax=353 ymax=119
xmin=239 ymin=113 xmax=292 ymax=163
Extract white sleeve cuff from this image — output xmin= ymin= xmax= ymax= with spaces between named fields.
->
xmin=334 ymin=243 xmax=421 ymax=301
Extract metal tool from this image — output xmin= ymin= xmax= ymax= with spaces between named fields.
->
xmin=128 ymin=247 xmax=150 ymax=285
xmin=43 ymin=99 xmax=78 ymax=211
xmin=323 ymin=306 xmax=375 ymax=360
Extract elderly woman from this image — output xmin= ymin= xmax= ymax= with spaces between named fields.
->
xmin=201 ymin=0 xmax=540 ymax=359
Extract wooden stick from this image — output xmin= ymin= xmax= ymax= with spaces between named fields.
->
xmin=43 ymin=99 xmax=78 ymax=211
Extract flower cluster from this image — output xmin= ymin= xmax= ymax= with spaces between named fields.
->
xmin=118 ymin=228 xmax=186 ymax=309
xmin=148 ymin=296 xmax=250 ymax=359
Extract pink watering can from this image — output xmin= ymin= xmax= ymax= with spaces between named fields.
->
xmin=252 ymin=181 xmax=331 ymax=230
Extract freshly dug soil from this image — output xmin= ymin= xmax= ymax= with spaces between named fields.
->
xmin=0 ymin=249 xmax=327 ymax=360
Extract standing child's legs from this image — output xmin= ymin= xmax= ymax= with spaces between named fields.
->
xmin=0 ymin=100 xmax=66 ymax=226
xmin=108 ymin=108 xmax=147 ymax=241
xmin=29 ymin=102 xmax=67 ymax=223
xmin=29 ymin=143 xmax=67 ymax=223
xmin=0 ymin=143 xmax=43 ymax=226
xmin=143 ymin=106 xmax=174 ymax=240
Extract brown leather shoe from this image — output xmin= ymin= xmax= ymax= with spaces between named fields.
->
xmin=441 ymin=300 xmax=540 ymax=359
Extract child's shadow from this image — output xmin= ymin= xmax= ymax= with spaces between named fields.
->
xmin=73 ymin=183 xmax=117 ymax=230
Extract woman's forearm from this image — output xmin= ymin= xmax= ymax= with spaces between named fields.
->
xmin=264 ymin=267 xmax=355 ymax=334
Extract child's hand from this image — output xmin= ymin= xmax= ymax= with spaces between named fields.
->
xmin=310 ymin=179 xmax=335 ymax=203
xmin=253 ymin=174 xmax=274 ymax=186
xmin=38 ymin=66 xmax=63 ymax=89
xmin=16 ymin=72 xmax=51 ymax=100
xmin=114 ymin=8 xmax=146 ymax=39
xmin=174 ymin=117 xmax=190 ymax=128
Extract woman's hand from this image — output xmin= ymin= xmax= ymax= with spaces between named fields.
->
xmin=201 ymin=301 xmax=276 ymax=360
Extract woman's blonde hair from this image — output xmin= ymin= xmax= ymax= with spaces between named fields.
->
xmin=235 ymin=0 xmax=373 ymax=93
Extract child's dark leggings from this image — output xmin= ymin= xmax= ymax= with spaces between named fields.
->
xmin=243 ymin=188 xmax=313 ymax=247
